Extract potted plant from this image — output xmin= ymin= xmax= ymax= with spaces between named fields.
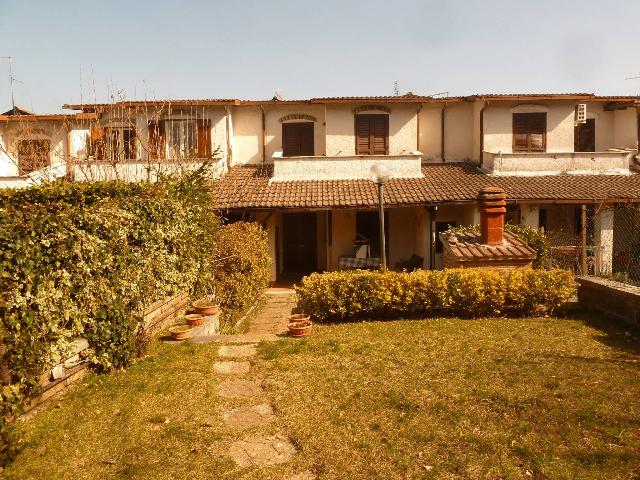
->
xmin=185 ymin=313 xmax=205 ymax=327
xmin=288 ymin=319 xmax=312 ymax=337
xmin=169 ymin=324 xmax=194 ymax=341
xmin=193 ymin=291 xmax=220 ymax=316
xmin=289 ymin=313 xmax=310 ymax=323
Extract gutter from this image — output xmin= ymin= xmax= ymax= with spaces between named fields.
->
xmin=224 ymin=106 xmax=233 ymax=170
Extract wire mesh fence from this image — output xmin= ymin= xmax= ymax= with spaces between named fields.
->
xmin=544 ymin=202 xmax=640 ymax=285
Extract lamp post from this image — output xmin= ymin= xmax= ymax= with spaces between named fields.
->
xmin=370 ymin=163 xmax=391 ymax=272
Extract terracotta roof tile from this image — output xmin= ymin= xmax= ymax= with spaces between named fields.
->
xmin=213 ymin=163 xmax=640 ymax=210
xmin=441 ymin=231 xmax=536 ymax=261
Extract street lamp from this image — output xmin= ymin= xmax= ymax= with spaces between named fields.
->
xmin=370 ymin=163 xmax=391 ymax=272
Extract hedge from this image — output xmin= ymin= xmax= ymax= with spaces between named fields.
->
xmin=296 ymin=268 xmax=575 ymax=322
xmin=213 ymin=221 xmax=271 ymax=329
xmin=0 ymin=166 xmax=268 ymax=464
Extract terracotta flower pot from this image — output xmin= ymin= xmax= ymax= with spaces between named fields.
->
xmin=192 ymin=300 xmax=220 ymax=316
xmin=185 ymin=314 xmax=205 ymax=327
xmin=169 ymin=324 xmax=193 ymax=341
xmin=289 ymin=313 xmax=310 ymax=324
xmin=289 ymin=320 xmax=312 ymax=338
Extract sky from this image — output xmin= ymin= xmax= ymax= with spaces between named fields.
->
xmin=1 ymin=0 xmax=639 ymax=113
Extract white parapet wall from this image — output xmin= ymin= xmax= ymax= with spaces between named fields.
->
xmin=271 ymin=151 xmax=423 ymax=182
xmin=482 ymin=150 xmax=636 ymax=176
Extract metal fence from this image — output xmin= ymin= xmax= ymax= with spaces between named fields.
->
xmin=545 ymin=202 xmax=640 ymax=285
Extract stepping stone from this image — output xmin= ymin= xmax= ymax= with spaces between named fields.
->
xmin=229 ymin=433 xmax=296 ymax=467
xmin=223 ymin=403 xmax=275 ymax=429
xmin=217 ymin=379 xmax=264 ymax=399
xmin=218 ymin=344 xmax=258 ymax=358
xmin=213 ymin=361 xmax=250 ymax=375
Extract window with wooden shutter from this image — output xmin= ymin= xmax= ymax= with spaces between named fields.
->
xmin=89 ymin=127 xmax=106 ymax=160
xmin=355 ymin=114 xmax=389 ymax=155
xmin=512 ymin=113 xmax=546 ymax=153
xmin=282 ymin=122 xmax=314 ymax=157
xmin=148 ymin=121 xmax=165 ymax=160
xmin=17 ymin=139 xmax=50 ymax=175
xmin=196 ymin=119 xmax=212 ymax=158
xmin=574 ymin=118 xmax=595 ymax=152
xmin=105 ymin=127 xmax=136 ymax=161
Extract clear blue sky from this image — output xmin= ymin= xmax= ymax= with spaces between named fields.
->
xmin=1 ymin=0 xmax=639 ymax=113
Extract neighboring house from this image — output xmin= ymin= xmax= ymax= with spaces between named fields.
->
xmin=2 ymin=92 xmax=640 ymax=282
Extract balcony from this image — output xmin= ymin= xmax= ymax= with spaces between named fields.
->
xmin=482 ymin=150 xmax=637 ymax=176
xmin=271 ymin=151 xmax=423 ymax=182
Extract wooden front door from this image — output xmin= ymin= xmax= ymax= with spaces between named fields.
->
xmin=282 ymin=122 xmax=314 ymax=157
xmin=575 ymin=118 xmax=596 ymax=152
xmin=283 ymin=212 xmax=317 ymax=273
xmin=355 ymin=114 xmax=389 ymax=155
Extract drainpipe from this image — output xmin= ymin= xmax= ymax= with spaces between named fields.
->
xmin=416 ymin=103 xmax=423 ymax=152
xmin=440 ymin=103 xmax=447 ymax=162
xmin=260 ymin=106 xmax=266 ymax=165
xmin=428 ymin=205 xmax=437 ymax=269
xmin=479 ymin=100 xmax=488 ymax=167
xmin=224 ymin=106 xmax=232 ymax=170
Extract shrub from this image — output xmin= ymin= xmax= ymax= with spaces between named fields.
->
xmin=447 ymin=224 xmax=551 ymax=269
xmin=296 ymin=268 xmax=575 ymax=322
xmin=212 ymin=222 xmax=271 ymax=329
xmin=0 ymin=166 xmax=221 ymax=465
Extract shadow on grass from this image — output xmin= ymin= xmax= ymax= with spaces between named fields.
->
xmin=562 ymin=307 xmax=640 ymax=356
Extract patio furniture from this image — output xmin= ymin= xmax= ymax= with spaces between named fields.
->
xmin=338 ymin=256 xmax=381 ymax=270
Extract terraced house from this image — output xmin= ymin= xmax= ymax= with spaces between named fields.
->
xmin=2 ymin=92 xmax=640 ymax=282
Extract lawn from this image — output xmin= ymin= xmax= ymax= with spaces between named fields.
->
xmin=4 ymin=312 xmax=640 ymax=480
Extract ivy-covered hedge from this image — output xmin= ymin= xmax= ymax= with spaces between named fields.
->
xmin=296 ymin=268 xmax=575 ymax=322
xmin=213 ymin=222 xmax=271 ymax=329
xmin=0 ymin=169 xmax=222 ymax=464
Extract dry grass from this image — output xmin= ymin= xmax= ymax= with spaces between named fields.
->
xmin=4 ymin=312 xmax=640 ymax=479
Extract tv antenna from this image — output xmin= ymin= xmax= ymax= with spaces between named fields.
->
xmin=393 ymin=80 xmax=400 ymax=96
xmin=1 ymin=55 xmax=17 ymax=109
xmin=625 ymin=73 xmax=640 ymax=81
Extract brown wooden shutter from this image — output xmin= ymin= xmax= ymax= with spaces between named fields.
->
xmin=528 ymin=113 xmax=546 ymax=152
xmin=282 ymin=122 xmax=314 ymax=156
xmin=148 ymin=121 xmax=165 ymax=160
xmin=575 ymin=118 xmax=595 ymax=152
xmin=371 ymin=116 xmax=389 ymax=155
xmin=513 ymin=113 xmax=546 ymax=153
xmin=17 ymin=140 xmax=50 ymax=174
xmin=197 ymin=119 xmax=212 ymax=158
xmin=90 ymin=126 xmax=106 ymax=160
xmin=355 ymin=115 xmax=389 ymax=155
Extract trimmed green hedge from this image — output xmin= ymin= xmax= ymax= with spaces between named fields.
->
xmin=296 ymin=268 xmax=575 ymax=322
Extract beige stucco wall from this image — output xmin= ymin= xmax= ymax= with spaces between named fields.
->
xmin=0 ymin=121 xmax=69 ymax=177
xmin=613 ymin=108 xmax=638 ymax=149
xmin=264 ymin=105 xmax=326 ymax=160
xmin=418 ymin=104 xmax=442 ymax=161
xmin=231 ymin=106 xmax=262 ymax=165
xmin=325 ymin=104 xmax=418 ymax=156
xmin=329 ymin=209 xmax=356 ymax=270
xmin=418 ymin=102 xmax=475 ymax=162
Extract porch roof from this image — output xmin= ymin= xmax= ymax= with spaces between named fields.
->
xmin=213 ymin=163 xmax=640 ymax=210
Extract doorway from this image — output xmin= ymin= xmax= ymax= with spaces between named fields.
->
xmin=282 ymin=212 xmax=317 ymax=274
xmin=575 ymin=119 xmax=595 ymax=152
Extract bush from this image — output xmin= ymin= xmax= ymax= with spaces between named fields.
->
xmin=212 ymin=222 xmax=271 ymax=329
xmin=447 ymin=224 xmax=551 ymax=269
xmin=296 ymin=268 xmax=575 ymax=322
xmin=0 ymin=166 xmax=220 ymax=465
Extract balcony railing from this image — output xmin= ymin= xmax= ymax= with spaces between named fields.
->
xmin=271 ymin=151 xmax=423 ymax=182
xmin=482 ymin=149 xmax=637 ymax=176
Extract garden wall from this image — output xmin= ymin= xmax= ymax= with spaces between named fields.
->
xmin=576 ymin=276 xmax=640 ymax=326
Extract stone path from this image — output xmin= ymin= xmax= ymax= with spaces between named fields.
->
xmin=210 ymin=289 xmax=315 ymax=478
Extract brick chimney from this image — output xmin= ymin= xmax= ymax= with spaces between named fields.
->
xmin=478 ymin=187 xmax=507 ymax=246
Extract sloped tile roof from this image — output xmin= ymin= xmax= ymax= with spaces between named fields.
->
xmin=440 ymin=231 xmax=536 ymax=262
xmin=213 ymin=163 xmax=640 ymax=210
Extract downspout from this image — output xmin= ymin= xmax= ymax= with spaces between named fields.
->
xmin=65 ymin=121 xmax=74 ymax=181
xmin=224 ymin=106 xmax=232 ymax=170
xmin=428 ymin=205 xmax=437 ymax=269
xmin=479 ymin=100 xmax=488 ymax=167
xmin=440 ymin=103 xmax=447 ymax=162
xmin=416 ymin=103 xmax=423 ymax=152
xmin=260 ymin=106 xmax=266 ymax=165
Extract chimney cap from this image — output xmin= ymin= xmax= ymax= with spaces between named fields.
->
xmin=478 ymin=186 xmax=506 ymax=203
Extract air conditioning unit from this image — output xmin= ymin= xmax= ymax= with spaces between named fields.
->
xmin=575 ymin=103 xmax=587 ymax=124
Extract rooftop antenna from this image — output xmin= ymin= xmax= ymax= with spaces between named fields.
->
xmin=429 ymin=91 xmax=450 ymax=97
xmin=625 ymin=73 xmax=640 ymax=80
xmin=393 ymin=80 xmax=400 ymax=96
xmin=1 ymin=55 xmax=16 ymax=109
